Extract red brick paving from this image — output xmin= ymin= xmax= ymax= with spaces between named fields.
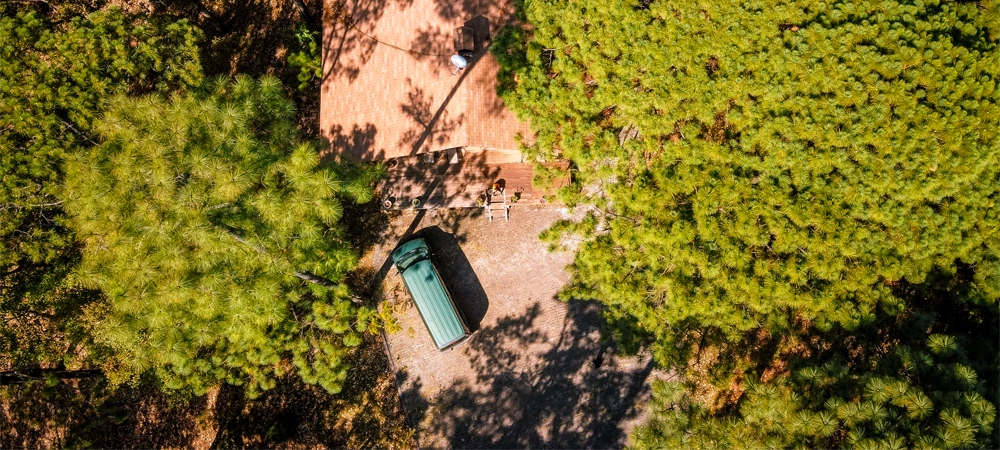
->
xmin=369 ymin=209 xmax=663 ymax=448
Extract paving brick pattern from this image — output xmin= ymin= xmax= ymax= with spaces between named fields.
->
xmin=371 ymin=208 xmax=662 ymax=449
xmin=322 ymin=0 xmax=660 ymax=445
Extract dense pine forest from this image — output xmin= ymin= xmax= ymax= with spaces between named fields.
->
xmin=2 ymin=0 xmax=998 ymax=448
xmin=1 ymin=1 xmax=408 ymax=447
xmin=494 ymin=0 xmax=999 ymax=447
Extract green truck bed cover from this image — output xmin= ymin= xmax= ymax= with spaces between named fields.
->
xmin=391 ymin=238 xmax=469 ymax=350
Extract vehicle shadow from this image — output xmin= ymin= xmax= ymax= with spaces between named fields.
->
xmin=412 ymin=226 xmax=489 ymax=331
xmin=402 ymin=300 xmax=655 ymax=448
xmin=357 ymin=150 xmax=500 ymax=301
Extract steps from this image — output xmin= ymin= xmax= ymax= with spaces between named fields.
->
xmin=484 ymin=187 xmax=509 ymax=222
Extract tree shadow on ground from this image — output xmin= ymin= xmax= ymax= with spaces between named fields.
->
xmin=412 ymin=225 xmax=489 ymax=331
xmin=146 ymin=0 xmax=320 ymax=77
xmin=403 ymin=300 xmax=654 ymax=448
xmin=2 ymin=335 xmax=411 ymax=449
xmin=208 ymin=333 xmax=411 ymax=449
xmin=1 ymin=376 xmax=206 ymax=449
xmin=341 ymin=186 xmax=397 ymax=301
xmin=219 ymin=333 xmax=407 ymax=447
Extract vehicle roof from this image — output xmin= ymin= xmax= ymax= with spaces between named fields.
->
xmin=391 ymin=238 xmax=428 ymax=268
xmin=391 ymin=239 xmax=467 ymax=349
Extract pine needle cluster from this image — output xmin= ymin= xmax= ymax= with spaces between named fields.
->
xmin=503 ymin=0 xmax=998 ymax=347
xmin=0 ymin=6 xmax=202 ymax=371
xmin=495 ymin=0 xmax=999 ymax=445
xmin=61 ymin=76 xmax=380 ymax=396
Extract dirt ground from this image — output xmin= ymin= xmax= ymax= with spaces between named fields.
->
xmin=362 ymin=206 xmax=661 ymax=449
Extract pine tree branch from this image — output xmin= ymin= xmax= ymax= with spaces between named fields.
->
xmin=293 ymin=270 xmax=337 ymax=288
xmin=220 ymin=226 xmax=339 ymax=288
xmin=59 ymin=119 xmax=98 ymax=146
xmin=26 ymin=201 xmax=64 ymax=208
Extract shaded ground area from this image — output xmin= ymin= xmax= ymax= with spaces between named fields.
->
xmin=414 ymin=301 xmax=656 ymax=448
xmin=367 ymin=207 xmax=662 ymax=448
xmin=129 ymin=0 xmax=321 ymax=76
xmin=379 ymin=150 xmax=567 ymax=210
xmin=0 ymin=334 xmax=411 ymax=449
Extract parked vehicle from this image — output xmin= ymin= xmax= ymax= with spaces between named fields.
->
xmin=391 ymin=238 xmax=470 ymax=350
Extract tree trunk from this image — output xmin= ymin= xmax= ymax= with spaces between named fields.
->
xmin=293 ymin=270 xmax=336 ymax=287
xmin=221 ymin=227 xmax=341 ymax=288
xmin=292 ymin=0 xmax=314 ymax=24
xmin=0 ymin=368 xmax=103 ymax=385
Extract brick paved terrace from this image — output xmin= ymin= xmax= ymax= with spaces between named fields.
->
xmin=360 ymin=209 xmax=664 ymax=448
xmin=320 ymin=0 xmax=530 ymax=161
xmin=320 ymin=0 xmax=662 ymax=446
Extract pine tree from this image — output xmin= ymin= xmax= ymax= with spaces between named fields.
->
xmin=499 ymin=0 xmax=1000 ymax=366
xmin=495 ymin=0 xmax=999 ymax=445
xmin=632 ymin=323 xmax=998 ymax=449
xmin=60 ymin=76 xmax=384 ymax=396
xmin=0 ymin=5 xmax=202 ymax=371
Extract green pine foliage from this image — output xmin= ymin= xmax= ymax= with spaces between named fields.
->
xmin=499 ymin=0 xmax=1000 ymax=361
xmin=0 ymin=6 xmax=202 ymax=370
xmin=60 ymin=75 xmax=383 ymax=396
xmin=497 ymin=0 xmax=999 ymax=445
xmin=287 ymin=25 xmax=323 ymax=91
xmin=632 ymin=331 xmax=997 ymax=449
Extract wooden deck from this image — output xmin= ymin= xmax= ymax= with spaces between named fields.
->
xmin=378 ymin=149 xmax=569 ymax=210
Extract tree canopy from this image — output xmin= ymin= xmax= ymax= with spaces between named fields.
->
xmin=636 ymin=343 xmax=996 ymax=450
xmin=499 ymin=0 xmax=999 ymax=359
xmin=631 ymin=276 xmax=1000 ymax=449
xmin=0 ymin=5 xmax=203 ymax=371
xmin=495 ymin=0 xmax=1000 ymax=445
xmin=61 ymin=75 xmax=385 ymax=396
